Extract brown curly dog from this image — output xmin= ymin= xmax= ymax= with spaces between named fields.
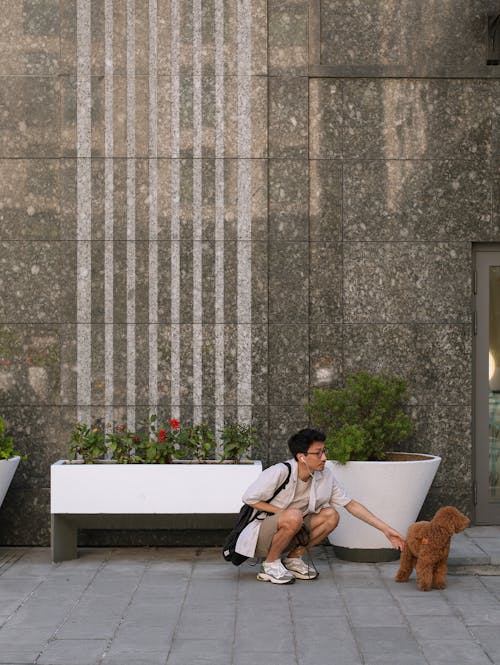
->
xmin=395 ymin=506 xmax=470 ymax=591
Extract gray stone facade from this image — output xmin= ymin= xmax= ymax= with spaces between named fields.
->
xmin=0 ymin=1 xmax=498 ymax=544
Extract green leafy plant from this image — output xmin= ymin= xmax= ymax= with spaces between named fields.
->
xmin=67 ymin=417 xmax=258 ymax=464
xmin=306 ymin=371 xmax=414 ymax=464
xmin=106 ymin=425 xmax=140 ymax=464
xmin=0 ymin=416 xmax=25 ymax=461
xmin=176 ymin=423 xmax=217 ymax=463
xmin=68 ymin=421 xmax=107 ymax=463
xmin=220 ymin=422 xmax=256 ymax=462
xmin=139 ymin=416 xmax=181 ymax=464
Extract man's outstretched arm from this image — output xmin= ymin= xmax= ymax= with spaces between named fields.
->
xmin=344 ymin=499 xmax=406 ymax=550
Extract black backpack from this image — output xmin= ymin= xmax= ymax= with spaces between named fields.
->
xmin=222 ymin=462 xmax=292 ymax=566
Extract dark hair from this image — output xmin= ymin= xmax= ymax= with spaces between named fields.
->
xmin=288 ymin=428 xmax=326 ymax=460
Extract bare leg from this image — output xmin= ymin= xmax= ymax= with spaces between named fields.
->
xmin=265 ymin=509 xmax=303 ymax=563
xmin=288 ymin=507 xmax=339 ymax=558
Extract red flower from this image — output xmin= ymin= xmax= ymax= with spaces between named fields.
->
xmin=168 ymin=418 xmax=180 ymax=430
xmin=157 ymin=429 xmax=167 ymax=443
xmin=132 ymin=435 xmax=140 ymax=443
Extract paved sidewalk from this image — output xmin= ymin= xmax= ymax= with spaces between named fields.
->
xmin=0 ymin=527 xmax=500 ymax=665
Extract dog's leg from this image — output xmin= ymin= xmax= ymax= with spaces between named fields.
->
xmin=432 ymin=559 xmax=447 ymax=590
xmin=395 ymin=546 xmax=415 ymax=583
xmin=416 ymin=558 xmax=433 ymax=592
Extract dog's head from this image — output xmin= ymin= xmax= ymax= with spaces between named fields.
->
xmin=433 ymin=506 xmax=470 ymax=534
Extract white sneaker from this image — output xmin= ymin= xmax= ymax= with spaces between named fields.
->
xmin=283 ymin=556 xmax=319 ymax=580
xmin=256 ymin=560 xmax=295 ymax=584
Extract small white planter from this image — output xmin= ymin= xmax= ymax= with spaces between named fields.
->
xmin=50 ymin=459 xmax=263 ymax=561
xmin=0 ymin=456 xmax=20 ymax=509
xmin=327 ymin=453 xmax=441 ymax=561
xmin=51 ymin=459 xmax=262 ymax=514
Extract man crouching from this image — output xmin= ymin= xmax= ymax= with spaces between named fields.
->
xmin=235 ymin=428 xmax=405 ymax=584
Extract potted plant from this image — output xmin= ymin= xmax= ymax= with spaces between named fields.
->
xmin=50 ymin=417 xmax=262 ymax=561
xmin=306 ymin=371 xmax=441 ymax=562
xmin=0 ymin=416 xmax=24 ymax=509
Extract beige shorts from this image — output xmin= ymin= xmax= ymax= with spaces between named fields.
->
xmin=254 ymin=512 xmax=312 ymax=559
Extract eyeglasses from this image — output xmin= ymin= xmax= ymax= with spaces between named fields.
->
xmin=305 ymin=449 xmax=327 ymax=458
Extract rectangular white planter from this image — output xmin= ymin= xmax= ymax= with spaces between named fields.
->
xmin=51 ymin=460 xmax=262 ymax=514
xmin=50 ymin=460 xmax=262 ymax=562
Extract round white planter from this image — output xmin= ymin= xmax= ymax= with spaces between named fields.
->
xmin=0 ymin=456 xmax=20 ymax=508
xmin=327 ymin=453 xmax=441 ymax=562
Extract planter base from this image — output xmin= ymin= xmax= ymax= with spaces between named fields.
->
xmin=332 ymin=545 xmax=400 ymax=563
xmin=51 ymin=513 xmax=239 ymax=562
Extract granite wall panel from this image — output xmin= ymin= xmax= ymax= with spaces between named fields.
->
xmin=310 ymin=242 xmax=343 ymax=324
xmin=309 ymin=78 xmax=343 ymax=159
xmin=342 ymin=80 xmax=495 ymax=160
xmin=343 ymin=324 xmax=472 ymax=406
xmin=269 ymin=77 xmax=309 ymax=158
xmin=269 ymin=159 xmax=309 ymax=241
xmin=343 ymin=242 xmax=471 ymax=323
xmin=0 ymin=160 xmax=61 ymax=240
xmin=320 ymin=0 xmax=402 ymax=67
xmin=309 ymin=324 xmax=343 ymax=390
xmin=268 ymin=242 xmax=309 ymax=323
xmin=268 ymin=0 xmax=308 ymax=76
xmin=1 ymin=1 xmax=498 ymax=543
xmin=0 ymin=0 xmax=60 ymax=75
xmin=318 ymin=0 xmax=500 ymax=78
xmin=309 ymin=160 xmax=342 ymax=241
xmin=343 ymin=160 xmax=492 ymax=242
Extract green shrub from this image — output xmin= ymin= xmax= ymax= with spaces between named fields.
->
xmin=0 ymin=416 xmax=24 ymax=461
xmin=176 ymin=424 xmax=217 ymax=463
xmin=306 ymin=371 xmax=414 ymax=463
xmin=220 ymin=422 xmax=256 ymax=462
xmin=68 ymin=421 xmax=107 ymax=463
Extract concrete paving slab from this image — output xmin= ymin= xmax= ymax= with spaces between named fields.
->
xmin=448 ymin=533 xmax=491 ymax=565
xmin=353 ymin=627 xmax=424 ymax=663
xmin=470 ymin=626 xmax=500 ymax=665
xmin=395 ymin=594 xmax=454 ymax=616
xmin=471 ymin=537 xmax=500 ymax=564
xmin=37 ymin=639 xmax=108 ymax=665
xmin=165 ymin=638 xmax=233 ymax=665
xmin=408 ymin=615 xmax=473 ymax=641
xmin=419 ymin=639 xmax=493 ymax=665
xmin=234 ymin=653 xmax=296 ymax=665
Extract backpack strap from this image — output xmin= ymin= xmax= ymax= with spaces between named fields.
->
xmin=268 ymin=462 xmax=291 ymax=502
xmin=248 ymin=461 xmax=292 ymax=524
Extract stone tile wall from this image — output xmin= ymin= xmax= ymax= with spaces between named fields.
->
xmin=0 ymin=0 xmax=498 ymax=544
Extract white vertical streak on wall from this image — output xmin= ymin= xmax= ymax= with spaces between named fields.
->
xmin=192 ymin=0 xmax=203 ymax=423
xmin=76 ymin=0 xmax=91 ymax=424
xmin=104 ymin=0 xmax=114 ymax=429
xmin=237 ymin=0 xmax=252 ymax=425
xmin=214 ymin=0 xmax=225 ymax=442
xmin=170 ymin=0 xmax=181 ymax=419
xmin=148 ymin=0 xmax=158 ymax=417
xmin=127 ymin=0 xmax=136 ymax=429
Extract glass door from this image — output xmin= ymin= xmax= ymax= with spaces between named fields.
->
xmin=474 ymin=248 xmax=500 ymax=524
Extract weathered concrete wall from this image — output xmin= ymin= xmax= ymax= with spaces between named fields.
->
xmin=0 ymin=0 xmax=498 ymax=544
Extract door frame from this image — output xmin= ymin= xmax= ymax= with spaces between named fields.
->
xmin=473 ymin=244 xmax=500 ymax=524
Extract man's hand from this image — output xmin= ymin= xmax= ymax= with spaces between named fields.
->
xmin=384 ymin=526 xmax=405 ymax=551
xmin=345 ymin=500 xmax=405 ymax=550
